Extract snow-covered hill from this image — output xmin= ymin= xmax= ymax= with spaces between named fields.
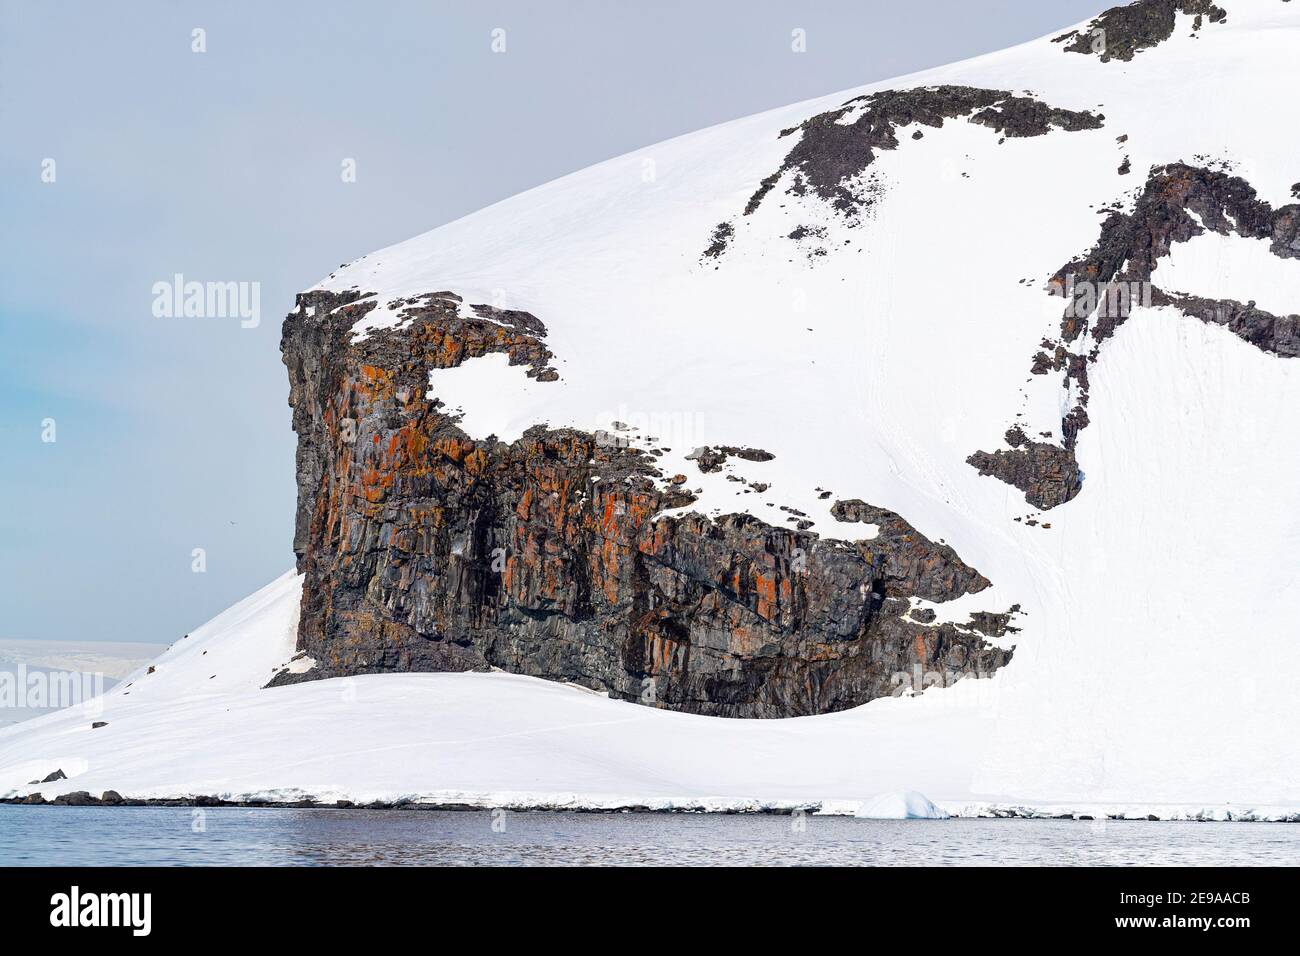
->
xmin=3 ymin=0 xmax=1298 ymax=816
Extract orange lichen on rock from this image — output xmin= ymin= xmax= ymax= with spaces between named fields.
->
xmin=281 ymin=287 xmax=1011 ymax=717
xmin=356 ymin=364 xmax=396 ymax=401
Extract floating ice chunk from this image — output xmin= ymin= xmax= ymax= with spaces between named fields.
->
xmin=856 ymin=790 xmax=949 ymax=819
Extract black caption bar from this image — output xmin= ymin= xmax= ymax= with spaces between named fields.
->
xmin=0 ymin=865 xmax=1286 ymax=943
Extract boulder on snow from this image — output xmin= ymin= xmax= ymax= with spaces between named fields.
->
xmin=855 ymin=790 xmax=949 ymax=820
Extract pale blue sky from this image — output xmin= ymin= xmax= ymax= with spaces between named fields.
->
xmin=0 ymin=0 xmax=1103 ymax=644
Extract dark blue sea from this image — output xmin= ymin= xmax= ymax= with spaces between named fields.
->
xmin=0 ymin=806 xmax=1295 ymax=866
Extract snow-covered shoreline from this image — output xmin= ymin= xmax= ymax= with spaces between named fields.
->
xmin=4 ymin=791 xmax=1297 ymax=823
xmin=1 ymin=553 xmax=1296 ymax=824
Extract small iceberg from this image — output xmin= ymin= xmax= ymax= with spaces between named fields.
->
xmin=855 ymin=790 xmax=949 ymax=820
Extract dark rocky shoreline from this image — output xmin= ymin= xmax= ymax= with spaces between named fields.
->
xmin=4 ymin=794 xmax=1292 ymax=822
xmin=1 ymin=793 xmax=794 ymax=813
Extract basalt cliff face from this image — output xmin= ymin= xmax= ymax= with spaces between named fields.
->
xmin=277 ymin=291 xmax=1015 ymax=717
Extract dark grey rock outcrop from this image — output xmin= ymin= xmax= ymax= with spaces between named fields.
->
xmin=704 ymin=85 xmax=1103 ymax=258
xmin=973 ymin=162 xmax=1299 ymax=509
xmin=967 ymin=429 xmax=1083 ymax=511
xmin=1053 ymin=0 xmax=1227 ymax=63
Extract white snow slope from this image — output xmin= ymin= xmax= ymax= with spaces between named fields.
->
xmin=3 ymin=1 xmax=1298 ymax=819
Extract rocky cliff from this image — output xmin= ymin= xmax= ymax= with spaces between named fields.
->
xmin=272 ymin=38 xmax=1298 ymax=714
xmin=277 ymin=290 xmax=1016 ymax=717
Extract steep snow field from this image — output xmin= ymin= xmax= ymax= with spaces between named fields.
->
xmin=3 ymin=1 xmax=1298 ymax=816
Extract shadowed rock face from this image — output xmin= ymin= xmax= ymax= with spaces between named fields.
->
xmin=1053 ymin=0 xmax=1227 ymax=62
xmin=279 ymin=291 xmax=1016 ymax=717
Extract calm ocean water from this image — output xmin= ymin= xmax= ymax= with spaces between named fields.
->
xmin=0 ymin=806 xmax=1296 ymax=865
